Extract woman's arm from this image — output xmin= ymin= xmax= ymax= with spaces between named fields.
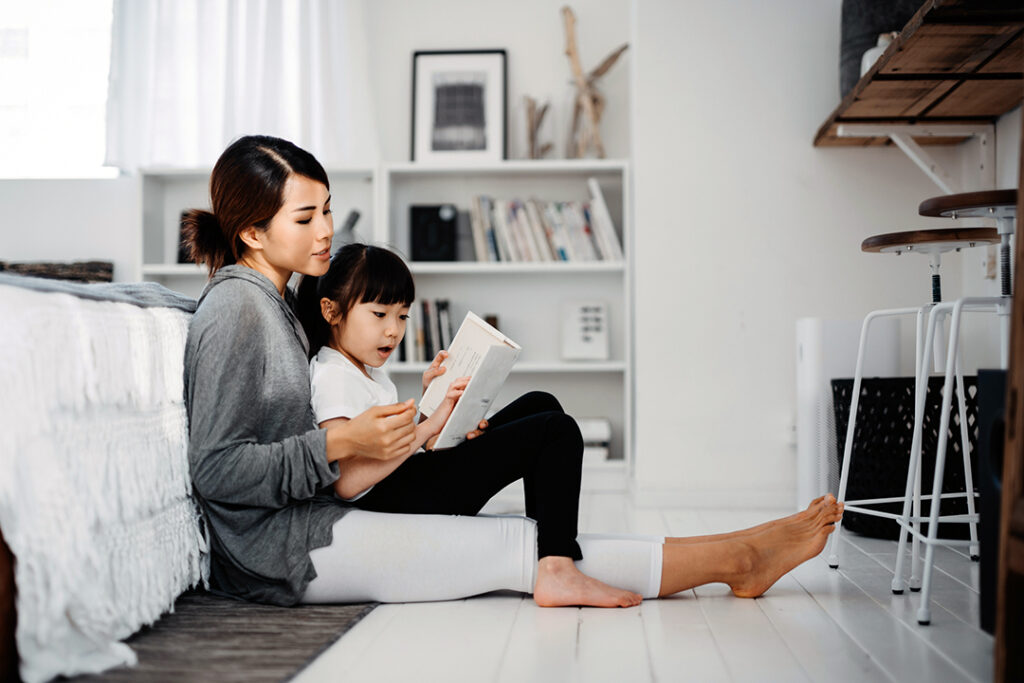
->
xmin=321 ymin=413 xmax=417 ymax=499
xmin=323 ymin=380 xmax=466 ymax=497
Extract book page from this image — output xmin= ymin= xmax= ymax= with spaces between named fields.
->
xmin=419 ymin=311 xmax=520 ymax=417
xmin=431 ymin=345 xmax=520 ymax=450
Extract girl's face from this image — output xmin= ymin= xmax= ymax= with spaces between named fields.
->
xmin=330 ymin=300 xmax=410 ymax=373
xmin=241 ymin=174 xmax=333 ymax=293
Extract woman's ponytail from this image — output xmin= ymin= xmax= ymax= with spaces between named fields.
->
xmin=296 ymin=273 xmax=329 ymax=360
xmin=180 ymin=209 xmax=236 ymax=275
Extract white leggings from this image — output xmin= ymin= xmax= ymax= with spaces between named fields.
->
xmin=300 ymin=510 xmax=665 ymax=604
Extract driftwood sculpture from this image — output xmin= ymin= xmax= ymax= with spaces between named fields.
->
xmin=562 ymin=6 xmax=628 ymax=159
xmin=525 ymin=95 xmax=553 ymax=159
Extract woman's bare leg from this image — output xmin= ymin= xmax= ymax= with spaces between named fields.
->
xmin=533 ymin=556 xmax=643 ymax=608
xmin=665 ymin=495 xmax=829 ymax=546
xmin=659 ymin=496 xmax=844 ymax=597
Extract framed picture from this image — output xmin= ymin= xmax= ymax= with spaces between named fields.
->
xmin=411 ymin=49 xmax=507 ymax=163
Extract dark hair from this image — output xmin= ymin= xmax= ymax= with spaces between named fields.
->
xmin=296 ymin=243 xmax=416 ymax=358
xmin=180 ymin=135 xmax=330 ymax=275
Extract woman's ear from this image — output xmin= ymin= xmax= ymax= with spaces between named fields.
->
xmin=238 ymin=225 xmax=263 ymax=252
xmin=320 ymin=297 xmax=338 ymax=324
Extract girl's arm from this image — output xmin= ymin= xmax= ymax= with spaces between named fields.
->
xmin=323 ymin=378 xmax=469 ymax=498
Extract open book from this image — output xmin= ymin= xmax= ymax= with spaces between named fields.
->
xmin=419 ymin=311 xmax=521 ymax=450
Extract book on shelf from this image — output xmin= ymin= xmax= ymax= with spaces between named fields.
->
xmin=399 ymin=298 xmax=456 ymax=363
xmin=439 ymin=191 xmax=622 ymax=263
xmin=419 ymin=311 xmax=521 ymax=450
xmin=586 ymin=178 xmax=624 ymax=261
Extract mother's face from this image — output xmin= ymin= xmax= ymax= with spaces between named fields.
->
xmin=251 ymin=174 xmax=334 ymax=279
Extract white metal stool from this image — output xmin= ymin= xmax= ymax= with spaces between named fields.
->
xmin=827 ymin=227 xmax=999 ymax=578
xmin=894 ymin=189 xmax=1017 ymax=625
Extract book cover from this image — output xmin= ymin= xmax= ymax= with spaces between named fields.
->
xmin=586 ymin=178 xmax=624 ymax=261
xmin=513 ymin=200 xmax=543 ymax=262
xmin=468 ymin=196 xmax=489 ymax=262
xmin=419 ymin=311 xmax=522 ymax=448
xmin=524 ymin=199 xmax=555 ymax=261
xmin=543 ymin=202 xmax=573 ymax=261
xmin=489 ymin=198 xmax=514 ymax=261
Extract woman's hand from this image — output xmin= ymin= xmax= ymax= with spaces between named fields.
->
xmin=326 ymin=399 xmax=417 ymax=462
xmin=465 ymin=418 xmax=489 ymax=440
xmin=422 ymin=350 xmax=448 ymax=394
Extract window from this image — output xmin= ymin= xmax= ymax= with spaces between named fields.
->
xmin=0 ymin=0 xmax=115 ymax=178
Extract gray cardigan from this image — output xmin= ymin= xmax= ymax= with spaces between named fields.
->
xmin=184 ymin=265 xmax=350 ymax=605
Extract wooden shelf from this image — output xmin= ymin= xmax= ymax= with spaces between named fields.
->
xmin=815 ymin=0 xmax=1024 ymax=147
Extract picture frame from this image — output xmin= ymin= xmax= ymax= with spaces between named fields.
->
xmin=411 ymin=49 xmax=507 ymax=163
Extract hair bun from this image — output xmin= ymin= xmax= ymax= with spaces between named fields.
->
xmin=180 ymin=209 xmax=232 ymax=270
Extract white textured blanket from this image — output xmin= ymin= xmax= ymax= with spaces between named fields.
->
xmin=0 ymin=283 xmax=207 ymax=683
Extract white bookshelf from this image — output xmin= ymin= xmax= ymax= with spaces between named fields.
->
xmin=377 ymin=160 xmax=632 ymax=486
xmin=134 ymin=159 xmax=633 ymax=488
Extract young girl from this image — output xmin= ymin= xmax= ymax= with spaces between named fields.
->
xmin=300 ymin=243 xmax=469 ymax=501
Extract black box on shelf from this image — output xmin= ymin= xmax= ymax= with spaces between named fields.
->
xmin=410 ymin=204 xmax=457 ymax=261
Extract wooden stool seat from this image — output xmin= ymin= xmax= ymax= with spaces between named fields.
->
xmin=919 ymin=189 xmax=1018 ymax=219
xmin=862 ymin=227 xmax=1000 ymax=255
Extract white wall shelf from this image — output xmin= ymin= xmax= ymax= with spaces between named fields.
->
xmin=409 ymin=261 xmax=624 ymax=275
xmin=387 ymin=360 xmax=627 ymax=374
xmin=141 ymin=263 xmax=206 ymax=276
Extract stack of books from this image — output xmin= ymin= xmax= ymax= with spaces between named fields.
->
xmin=467 ymin=178 xmax=623 ymax=263
xmin=399 ymin=298 xmax=455 ymax=363
xmin=577 ymin=417 xmax=612 ymax=463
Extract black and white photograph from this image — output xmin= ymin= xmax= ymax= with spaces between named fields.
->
xmin=411 ymin=49 xmax=506 ymax=163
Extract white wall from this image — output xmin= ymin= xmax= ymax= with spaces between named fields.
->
xmin=365 ymin=0 xmax=631 ymax=162
xmin=631 ymin=0 xmax=1020 ymax=507
xmin=0 ymin=177 xmax=138 ymax=281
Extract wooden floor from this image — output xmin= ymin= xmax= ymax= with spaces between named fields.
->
xmin=294 ymin=492 xmax=993 ymax=682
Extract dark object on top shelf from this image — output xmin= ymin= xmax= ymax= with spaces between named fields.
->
xmin=840 ymin=0 xmax=920 ymax=98
xmin=0 ymin=260 xmax=113 ymax=283
xmin=410 ymin=204 xmax=457 ymax=262
xmin=818 ymin=0 xmax=1024 ymax=147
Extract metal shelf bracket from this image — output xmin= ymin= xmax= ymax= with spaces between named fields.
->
xmin=836 ymin=123 xmax=996 ymax=194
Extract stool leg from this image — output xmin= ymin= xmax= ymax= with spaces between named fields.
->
xmin=911 ymin=307 xmax=928 ymax=591
xmin=917 ymin=299 xmax=966 ymax=626
xmin=954 ymin=350 xmax=980 ymax=560
xmin=828 ymin=313 xmax=875 ymax=569
xmin=893 ymin=305 xmax=943 ymax=593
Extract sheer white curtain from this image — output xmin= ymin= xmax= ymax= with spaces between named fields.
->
xmin=105 ymin=0 xmax=378 ymax=169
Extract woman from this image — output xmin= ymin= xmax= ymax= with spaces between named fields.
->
xmin=182 ymin=135 xmax=843 ymax=608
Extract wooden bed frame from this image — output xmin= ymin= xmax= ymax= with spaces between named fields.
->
xmin=1 ymin=527 xmax=18 ymax=682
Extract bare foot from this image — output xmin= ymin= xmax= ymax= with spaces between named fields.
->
xmin=666 ymin=494 xmax=831 ymax=545
xmin=729 ymin=495 xmax=844 ymax=598
xmin=533 ymin=556 xmax=642 ymax=608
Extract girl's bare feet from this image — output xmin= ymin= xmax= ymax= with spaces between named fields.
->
xmin=533 ymin=556 xmax=643 ymax=608
xmin=729 ymin=495 xmax=844 ymax=598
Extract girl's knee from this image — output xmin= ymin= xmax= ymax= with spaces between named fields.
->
xmin=546 ymin=411 xmax=583 ymax=453
xmin=523 ymin=390 xmax=563 ymax=413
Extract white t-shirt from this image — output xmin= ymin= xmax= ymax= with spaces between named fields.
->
xmin=309 ymin=346 xmax=399 ymax=501
xmin=310 ymin=346 xmax=398 ymax=424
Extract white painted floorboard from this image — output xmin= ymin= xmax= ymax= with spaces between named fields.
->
xmin=294 ymin=493 xmax=993 ymax=683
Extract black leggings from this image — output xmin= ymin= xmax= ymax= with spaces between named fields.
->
xmin=353 ymin=391 xmax=584 ymax=560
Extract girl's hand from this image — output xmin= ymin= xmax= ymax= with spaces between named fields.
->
xmin=422 ymin=350 xmax=448 ymax=394
xmin=465 ymin=418 xmax=489 ymax=440
xmin=444 ymin=375 xmax=470 ymax=402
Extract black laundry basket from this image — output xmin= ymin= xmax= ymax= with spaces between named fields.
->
xmin=831 ymin=376 xmax=979 ymax=540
